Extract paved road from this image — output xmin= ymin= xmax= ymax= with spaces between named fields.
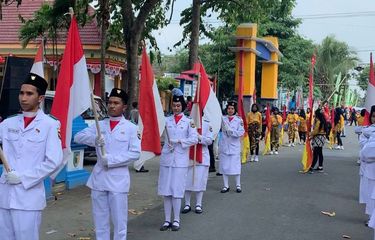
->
xmin=41 ymin=126 xmax=372 ymax=239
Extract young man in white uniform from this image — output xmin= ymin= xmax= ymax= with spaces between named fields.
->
xmin=0 ymin=73 xmax=63 ymax=240
xmin=219 ymin=100 xmax=245 ymax=193
xmin=74 ymin=88 xmax=141 ymax=240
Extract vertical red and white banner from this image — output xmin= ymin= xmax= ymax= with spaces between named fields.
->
xmin=30 ymin=43 xmax=44 ymax=78
xmin=364 ymin=53 xmax=375 ymax=126
xmin=135 ymin=49 xmax=166 ymax=170
xmin=50 ymin=16 xmax=91 ymax=174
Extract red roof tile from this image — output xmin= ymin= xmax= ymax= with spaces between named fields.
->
xmin=0 ymin=0 xmax=101 ymax=45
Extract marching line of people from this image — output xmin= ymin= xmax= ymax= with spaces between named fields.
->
xmin=357 ymin=106 xmax=375 ymax=240
xmin=0 ymin=73 xmax=359 ymax=239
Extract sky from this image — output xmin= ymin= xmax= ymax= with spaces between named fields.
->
xmin=154 ymin=0 xmax=375 ymax=63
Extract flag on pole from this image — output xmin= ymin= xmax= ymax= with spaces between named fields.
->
xmin=364 ymin=53 xmax=375 ymax=126
xmin=280 ymin=105 xmax=287 ymax=145
xmin=301 ymin=54 xmax=316 ymax=172
xmin=50 ymin=16 xmax=91 ymax=173
xmin=134 ymin=49 xmax=166 ymax=170
xmin=30 ymin=43 xmax=44 ymax=78
xmin=189 ymin=61 xmax=222 ymax=163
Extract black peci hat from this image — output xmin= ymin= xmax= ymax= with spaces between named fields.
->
xmin=172 ymin=95 xmax=186 ymax=111
xmin=23 ymin=73 xmax=48 ymax=95
xmin=109 ymin=88 xmax=128 ymax=104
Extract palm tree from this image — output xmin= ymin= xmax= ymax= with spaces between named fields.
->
xmin=314 ymin=35 xmax=358 ymax=101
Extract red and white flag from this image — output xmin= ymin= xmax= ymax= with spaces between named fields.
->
xmin=51 ymin=17 xmax=91 ymax=172
xmin=364 ymin=53 xmax=375 ymax=126
xmin=134 ymin=49 xmax=166 ymax=170
xmin=189 ymin=61 xmax=222 ymax=163
xmin=30 ymin=43 xmax=44 ymax=78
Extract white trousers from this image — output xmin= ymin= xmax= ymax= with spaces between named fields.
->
xmin=91 ymin=190 xmax=128 ymax=240
xmin=0 ymin=208 xmax=41 ymax=240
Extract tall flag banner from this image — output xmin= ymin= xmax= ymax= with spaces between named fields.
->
xmin=50 ymin=16 xmax=91 ymax=174
xmin=280 ymin=105 xmax=287 ymax=145
xmin=263 ymin=103 xmax=271 ymax=155
xmin=134 ymin=49 xmax=166 ymax=170
xmin=329 ymin=107 xmax=335 ymax=149
xmin=189 ymin=61 xmax=222 ymax=163
xmin=30 ymin=43 xmax=44 ymax=78
xmin=364 ymin=53 xmax=375 ymax=126
xmin=301 ymin=54 xmax=316 ymax=172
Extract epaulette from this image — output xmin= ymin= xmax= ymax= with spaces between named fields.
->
xmin=48 ymin=114 xmax=58 ymax=120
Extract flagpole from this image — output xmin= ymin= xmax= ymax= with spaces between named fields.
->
xmin=0 ymin=146 xmax=10 ymax=173
xmin=193 ymin=70 xmax=201 ymax=185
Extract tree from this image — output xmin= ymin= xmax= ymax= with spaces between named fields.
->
xmin=357 ymin=65 xmax=370 ymax=91
xmin=314 ymin=35 xmax=358 ymax=101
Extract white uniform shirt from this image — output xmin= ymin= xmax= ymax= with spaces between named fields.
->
xmin=0 ymin=110 xmax=63 ymax=210
xmin=219 ymin=115 xmax=245 ymax=155
xmin=74 ymin=117 xmax=141 ymax=193
xmin=160 ymin=114 xmax=198 ymax=168
xmin=360 ymin=124 xmax=375 ymax=179
xmin=190 ymin=119 xmax=214 ymax=166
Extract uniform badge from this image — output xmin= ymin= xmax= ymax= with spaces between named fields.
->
xmin=137 ymin=132 xmax=141 ymax=140
xmin=209 ymin=126 xmax=213 ymax=132
xmin=57 ymin=128 xmax=61 ymax=139
xmin=190 ymin=122 xmax=196 ymax=128
xmin=240 ymin=120 xmax=244 ymax=126
xmin=35 ymin=128 xmax=40 ymax=133
xmin=8 ymin=128 xmax=19 ymax=134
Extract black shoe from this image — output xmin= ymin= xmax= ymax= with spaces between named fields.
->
xmin=365 ymin=220 xmax=369 ymax=227
xmin=315 ymin=167 xmax=324 ymax=173
xmin=209 ymin=168 xmax=216 ymax=173
xmin=171 ymin=221 xmax=180 ymax=231
xmin=341 ymin=135 xmax=346 ymax=137
xmin=195 ymin=205 xmax=203 ymax=214
xmin=308 ymin=168 xmax=314 ymax=174
xmin=181 ymin=205 xmax=191 ymax=214
xmin=236 ymin=186 xmax=242 ymax=193
xmin=216 ymin=172 xmax=223 ymax=176
xmin=220 ymin=187 xmax=230 ymax=193
xmin=136 ymin=166 xmax=149 ymax=173
xmin=160 ymin=221 xmax=171 ymax=231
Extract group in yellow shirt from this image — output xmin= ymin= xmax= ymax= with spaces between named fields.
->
xmin=246 ymin=104 xmax=262 ymax=162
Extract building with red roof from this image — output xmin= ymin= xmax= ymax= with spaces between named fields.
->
xmin=0 ymin=0 xmax=126 ymax=96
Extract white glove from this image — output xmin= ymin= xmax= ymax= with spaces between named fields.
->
xmin=167 ymin=143 xmax=174 ymax=152
xmin=227 ymin=130 xmax=233 ymax=136
xmin=6 ymin=170 xmax=22 ymax=185
xmin=95 ymin=136 xmax=105 ymax=147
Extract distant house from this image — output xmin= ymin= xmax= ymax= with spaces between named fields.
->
xmin=0 ymin=0 xmax=126 ymax=96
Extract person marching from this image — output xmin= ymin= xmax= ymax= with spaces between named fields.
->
xmin=270 ymin=107 xmax=282 ymax=155
xmin=74 ymin=88 xmax=141 ymax=240
xmin=182 ymin=117 xmax=214 ymax=215
xmin=333 ymin=108 xmax=344 ymax=150
xmin=246 ymin=103 xmax=262 ymax=162
xmin=219 ymin=101 xmax=245 ymax=193
xmin=359 ymin=106 xmax=375 ymax=226
xmin=158 ymin=95 xmax=198 ymax=232
xmin=0 ymin=73 xmax=63 ymax=240
xmin=298 ymin=109 xmax=308 ymax=145
xmin=286 ymin=108 xmax=299 ymax=147
xmin=309 ymin=108 xmax=328 ymax=173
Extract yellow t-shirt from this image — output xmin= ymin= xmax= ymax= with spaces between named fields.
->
xmin=358 ymin=116 xmax=365 ymax=126
xmin=287 ymin=113 xmax=299 ymax=124
xmin=247 ymin=111 xmax=262 ymax=124
xmin=271 ymin=114 xmax=282 ymax=126
xmin=298 ymin=116 xmax=307 ymax=132
xmin=312 ymin=120 xmax=326 ymax=136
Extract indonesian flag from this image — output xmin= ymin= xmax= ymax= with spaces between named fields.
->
xmin=50 ymin=17 xmax=91 ymax=173
xmin=30 ymin=43 xmax=44 ymax=78
xmin=134 ymin=49 xmax=166 ymax=170
xmin=189 ymin=61 xmax=222 ymax=163
xmin=364 ymin=53 xmax=375 ymax=126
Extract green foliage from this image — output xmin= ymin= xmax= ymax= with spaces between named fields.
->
xmin=314 ymin=35 xmax=358 ymax=101
xmin=156 ymin=76 xmax=178 ymax=91
xmin=357 ymin=65 xmax=370 ymax=91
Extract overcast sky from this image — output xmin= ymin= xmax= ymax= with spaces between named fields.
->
xmin=154 ymin=0 xmax=375 ymax=63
